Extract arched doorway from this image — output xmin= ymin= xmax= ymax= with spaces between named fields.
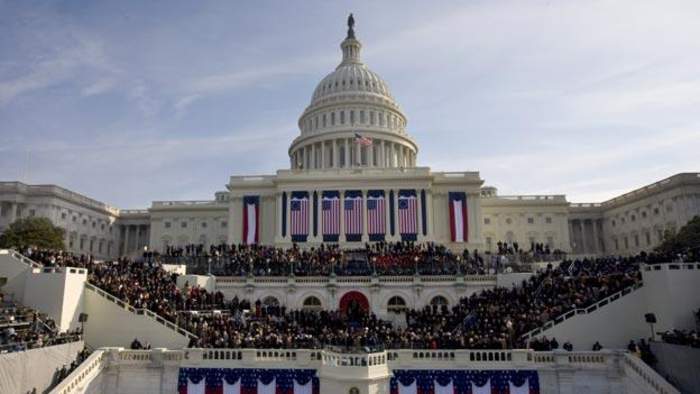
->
xmin=339 ymin=291 xmax=370 ymax=319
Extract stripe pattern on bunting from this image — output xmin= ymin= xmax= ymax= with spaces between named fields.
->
xmin=398 ymin=189 xmax=417 ymax=241
xmin=449 ymin=192 xmax=468 ymax=243
xmin=367 ymin=190 xmax=386 ymax=241
xmin=242 ymin=196 xmax=259 ymax=245
xmin=322 ymin=191 xmax=340 ymax=242
xmin=178 ymin=367 xmax=320 ymax=394
xmin=290 ymin=191 xmax=309 ymax=242
xmin=389 ymin=369 xmax=540 ymax=394
xmin=344 ymin=190 xmax=363 ymax=242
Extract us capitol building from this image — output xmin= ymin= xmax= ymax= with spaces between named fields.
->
xmin=1 ymin=19 xmax=699 ymax=259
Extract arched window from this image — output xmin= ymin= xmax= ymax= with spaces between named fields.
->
xmin=430 ymin=296 xmax=448 ymax=307
xmin=262 ymin=296 xmax=279 ymax=307
xmin=302 ymin=296 xmax=322 ymax=311
xmin=387 ymin=296 xmax=407 ymax=312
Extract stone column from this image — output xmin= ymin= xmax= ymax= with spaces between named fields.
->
xmin=416 ymin=190 xmax=424 ymax=241
xmin=344 ymin=139 xmax=350 ymax=168
xmin=368 ymin=145 xmax=374 ymax=167
xmin=311 ymin=143 xmax=316 ymax=169
xmin=361 ymin=190 xmax=369 ymax=242
xmin=332 ymin=140 xmax=338 ymax=168
xmin=355 ymin=141 xmax=361 ymax=166
xmin=384 ymin=189 xmax=392 ymax=241
xmin=592 ymin=219 xmax=600 ymax=255
xmin=285 ymin=194 xmax=292 ymax=242
xmin=315 ymin=191 xmax=322 ymax=242
xmin=124 ymin=225 xmax=131 ymax=255
xmin=276 ymin=193 xmax=283 ymax=240
xmin=380 ymin=140 xmax=386 ymax=168
xmin=425 ymin=190 xmax=434 ymax=241
xmin=579 ymin=220 xmax=587 ymax=254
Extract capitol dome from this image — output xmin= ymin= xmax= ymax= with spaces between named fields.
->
xmin=289 ymin=15 xmax=418 ymax=170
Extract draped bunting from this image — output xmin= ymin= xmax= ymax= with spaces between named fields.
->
xmin=178 ymin=368 xmax=319 ymax=394
xmin=242 ymin=196 xmax=260 ymax=244
xmin=390 ymin=370 xmax=539 ymax=394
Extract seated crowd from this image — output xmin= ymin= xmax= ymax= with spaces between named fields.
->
xmin=13 ymin=246 xmax=669 ymax=351
xmin=156 ymin=241 xmax=549 ymax=276
xmin=1 ymin=293 xmax=81 ymax=353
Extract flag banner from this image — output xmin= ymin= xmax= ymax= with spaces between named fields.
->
xmin=389 ymin=190 xmax=395 ymax=236
xmin=312 ymin=192 xmax=318 ymax=237
xmin=290 ymin=191 xmax=310 ymax=242
xmin=354 ymin=132 xmax=373 ymax=146
xmin=178 ymin=368 xmax=319 ymax=394
xmin=390 ymin=370 xmax=539 ymax=394
xmin=242 ymin=196 xmax=259 ymax=245
xmin=322 ymin=191 xmax=340 ymax=242
xmin=398 ymin=189 xmax=417 ymax=241
xmin=367 ymin=190 xmax=386 ymax=241
xmin=344 ymin=190 xmax=363 ymax=242
xmin=448 ymin=192 xmax=468 ymax=243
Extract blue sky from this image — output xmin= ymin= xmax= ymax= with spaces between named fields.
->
xmin=1 ymin=0 xmax=699 ymax=209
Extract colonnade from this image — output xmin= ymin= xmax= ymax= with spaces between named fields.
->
xmin=291 ymin=138 xmax=416 ymax=170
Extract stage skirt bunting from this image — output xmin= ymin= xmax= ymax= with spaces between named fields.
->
xmin=178 ymin=368 xmax=319 ymax=394
xmin=448 ymin=192 xmax=468 ymax=243
xmin=390 ymin=369 xmax=539 ymax=394
xmin=321 ymin=191 xmax=340 ymax=242
xmin=398 ymin=189 xmax=418 ymax=241
xmin=290 ymin=191 xmax=310 ymax=242
xmin=344 ymin=190 xmax=363 ymax=242
xmin=242 ymin=196 xmax=259 ymax=244
xmin=367 ymin=190 xmax=386 ymax=241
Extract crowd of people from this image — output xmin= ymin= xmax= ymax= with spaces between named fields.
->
xmin=1 ymin=293 xmax=82 ymax=354
xmin=155 ymin=241 xmax=559 ymax=277
xmin=9 ymin=246 xmax=688 ymax=352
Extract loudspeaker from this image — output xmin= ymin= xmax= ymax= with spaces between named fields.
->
xmin=645 ymin=313 xmax=657 ymax=324
xmin=78 ymin=313 xmax=89 ymax=323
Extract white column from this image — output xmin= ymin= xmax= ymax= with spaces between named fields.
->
xmin=361 ymin=190 xmax=369 ymax=242
xmin=355 ymin=141 xmax=361 ymax=166
xmin=580 ymin=220 xmax=587 ymax=254
xmin=592 ymin=219 xmax=599 ymax=254
xmin=368 ymin=145 xmax=374 ymax=168
xmin=321 ymin=142 xmax=326 ymax=169
xmin=276 ymin=193 xmax=283 ymax=240
xmin=392 ymin=190 xmax=400 ymax=241
xmin=332 ymin=140 xmax=338 ymax=168
xmin=311 ymin=143 xmax=316 ymax=169
xmin=125 ymin=225 xmax=131 ymax=254
xmin=344 ymin=139 xmax=350 ymax=168
xmin=426 ymin=190 xmax=434 ymax=241
xmin=384 ymin=189 xmax=392 ymax=241
xmin=417 ymin=190 xmax=423 ymax=241
xmin=380 ymin=140 xmax=386 ymax=168
xmin=315 ymin=191 xmax=322 ymax=242
xmin=286 ymin=193 xmax=292 ymax=242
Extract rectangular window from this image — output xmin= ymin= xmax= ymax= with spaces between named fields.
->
xmin=322 ymin=114 xmax=327 ymax=127
xmin=484 ymin=218 xmax=491 ymax=225
xmin=221 ymin=221 xmax=227 ymax=228
xmin=634 ymin=235 xmax=639 ymax=247
xmin=350 ymin=110 xmax=355 ymax=124
xmin=545 ymin=217 xmax=552 ymax=224
xmin=624 ymin=237 xmax=629 ymax=249
xmin=360 ymin=110 xmax=366 ymax=124
xmin=331 ymin=112 xmax=335 ymax=125
xmin=527 ymin=218 xmax=534 ymax=224
xmin=181 ymin=222 xmax=187 ymax=228
xmin=370 ymin=111 xmax=375 ymax=125
xmin=202 ymin=222 xmax=207 ymax=228
xmin=340 ymin=111 xmax=345 ymax=124
xmin=615 ymin=239 xmax=619 ymax=250
xmin=645 ymin=232 xmax=651 ymax=245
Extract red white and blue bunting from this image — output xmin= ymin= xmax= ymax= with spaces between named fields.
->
xmin=448 ymin=192 xmax=468 ymax=243
xmin=242 ymin=196 xmax=260 ymax=244
xmin=390 ymin=370 xmax=539 ymax=394
xmin=178 ymin=368 xmax=319 ymax=394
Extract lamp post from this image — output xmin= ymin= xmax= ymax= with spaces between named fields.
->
xmin=414 ymin=255 xmax=419 ymax=276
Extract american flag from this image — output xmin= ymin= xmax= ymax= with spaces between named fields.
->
xmin=290 ymin=193 xmax=309 ymax=240
xmin=322 ymin=193 xmax=340 ymax=238
xmin=354 ymin=133 xmax=373 ymax=146
xmin=344 ymin=191 xmax=363 ymax=241
xmin=398 ymin=192 xmax=417 ymax=237
xmin=367 ymin=191 xmax=386 ymax=239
